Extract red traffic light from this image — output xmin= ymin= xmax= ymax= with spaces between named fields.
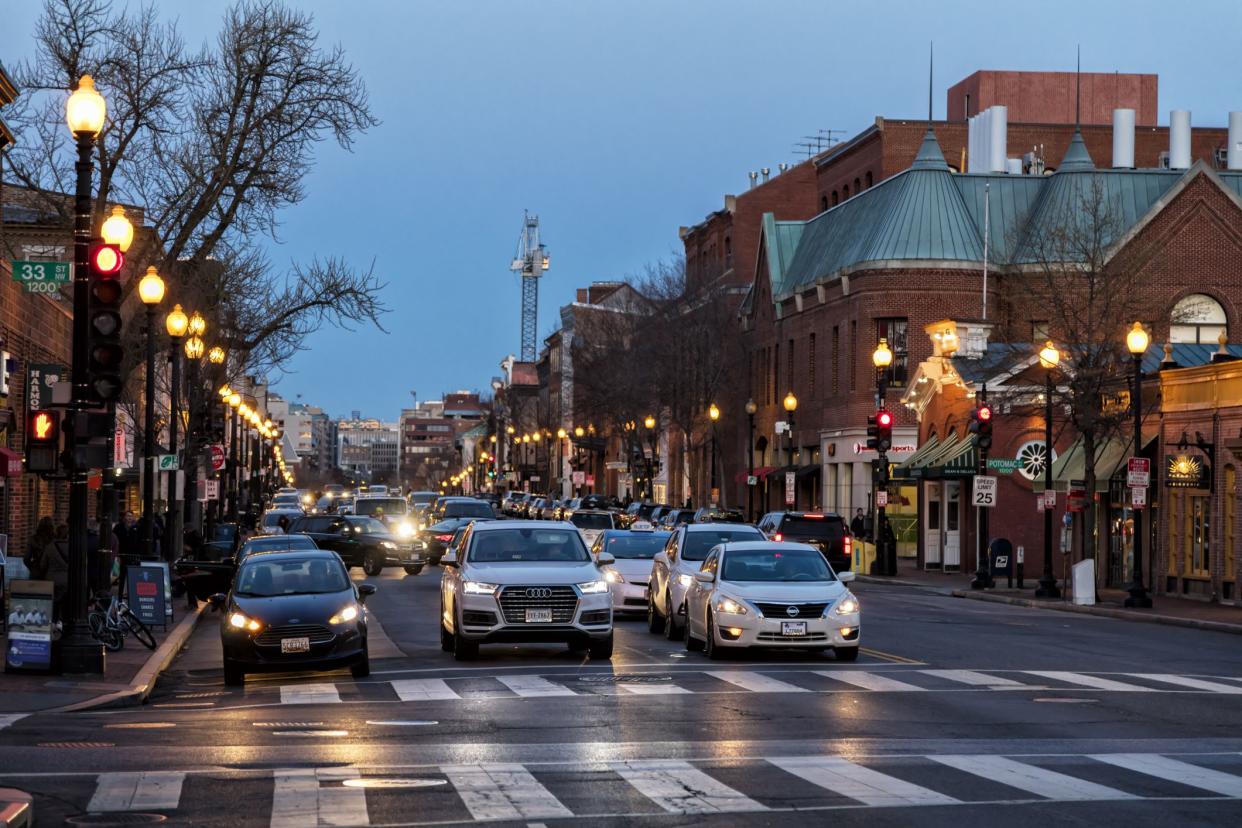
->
xmin=877 ymin=410 xmax=894 ymax=427
xmin=89 ymin=243 xmax=124 ymax=276
xmin=977 ymin=404 xmax=993 ymax=421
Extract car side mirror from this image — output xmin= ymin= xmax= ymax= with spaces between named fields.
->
xmin=838 ymin=571 xmax=856 ymax=583
xmin=693 ymin=571 xmax=714 ymax=584
xmin=357 ymin=583 xmax=377 ymax=600
xmin=208 ymin=593 xmax=227 ymax=611
xmin=596 ymin=552 xmax=615 ymax=566
xmin=442 ymin=552 xmax=459 ymax=567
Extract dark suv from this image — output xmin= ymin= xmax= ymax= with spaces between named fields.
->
xmin=288 ymin=514 xmax=426 ymax=576
xmin=756 ymin=511 xmax=852 ymax=571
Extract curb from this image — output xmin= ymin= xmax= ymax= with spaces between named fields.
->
xmin=53 ymin=602 xmax=206 ymax=713
xmin=951 ymin=589 xmax=1242 ymax=636
xmin=0 ymin=788 xmax=32 ymax=827
xmin=854 ymin=574 xmax=955 ymax=592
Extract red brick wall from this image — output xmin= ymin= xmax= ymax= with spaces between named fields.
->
xmin=948 ymin=70 xmax=1159 ymax=125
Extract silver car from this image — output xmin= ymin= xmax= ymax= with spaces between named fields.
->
xmin=647 ymin=523 xmax=766 ymax=639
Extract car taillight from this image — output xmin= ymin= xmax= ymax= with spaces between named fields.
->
xmin=844 ymin=536 xmax=852 ymax=554
xmin=436 ymin=534 xmax=452 ymax=541
xmin=772 ymin=533 xmax=783 ymax=542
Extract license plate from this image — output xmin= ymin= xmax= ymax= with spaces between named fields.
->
xmin=781 ymin=622 xmax=807 ymax=637
xmin=280 ymin=637 xmax=311 ymax=653
xmin=525 ymin=608 xmax=553 ymax=623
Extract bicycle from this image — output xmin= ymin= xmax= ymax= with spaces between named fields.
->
xmin=88 ymin=592 xmax=157 ymax=652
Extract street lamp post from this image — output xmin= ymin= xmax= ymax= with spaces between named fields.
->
xmin=228 ymin=391 xmax=242 ymax=521
xmin=872 ymin=339 xmax=894 ymax=575
xmin=557 ymin=428 xmax=567 ymax=497
xmin=745 ymin=399 xmax=757 ymax=521
xmin=138 ymin=268 xmax=165 ymax=560
xmin=165 ymin=304 xmax=188 ymax=562
xmin=783 ymin=393 xmax=798 ymax=510
xmin=63 ymin=75 xmax=108 ymax=671
xmin=708 ymin=403 xmax=720 ymax=505
xmin=642 ymin=417 xmax=656 ymax=501
xmin=1125 ymin=322 xmax=1153 ymax=608
xmin=1036 ymin=341 xmax=1062 ymax=599
xmin=98 ymin=204 xmax=133 ymax=583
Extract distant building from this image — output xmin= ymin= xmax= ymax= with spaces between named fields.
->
xmin=336 ymin=417 xmax=400 ymax=483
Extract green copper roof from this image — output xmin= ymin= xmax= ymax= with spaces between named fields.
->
xmin=1057 ymin=128 xmax=1095 ymax=171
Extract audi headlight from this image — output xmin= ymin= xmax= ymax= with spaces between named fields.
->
xmin=329 ymin=604 xmax=359 ymax=625
xmin=228 ymin=612 xmax=262 ymax=632
xmin=603 ymin=567 xmax=625 ymax=584
xmin=577 ymin=580 xmax=609 ymax=594
xmin=715 ymin=595 xmax=749 ymax=615
xmin=834 ymin=593 xmax=860 ymax=616
xmin=381 ymin=541 xmax=397 ymax=550
xmin=463 ymin=581 xmax=499 ymax=595
xmin=676 ymin=573 xmax=694 ymax=588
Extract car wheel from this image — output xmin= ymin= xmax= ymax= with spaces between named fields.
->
xmin=453 ymin=615 xmax=478 ymax=661
xmin=685 ymin=624 xmax=704 ymax=652
xmin=403 ymin=565 xmax=423 ymax=576
xmin=646 ymin=595 xmax=663 ymax=634
xmin=835 ymin=646 xmax=860 ymax=662
xmin=704 ymin=612 xmax=724 ymax=661
xmin=663 ymin=592 xmax=682 ymax=641
xmin=588 ymin=634 xmax=614 ymax=660
xmin=351 ymin=648 xmax=371 ymax=678
xmin=223 ymin=659 xmax=244 ymax=686
xmin=363 ymin=553 xmax=384 ymax=577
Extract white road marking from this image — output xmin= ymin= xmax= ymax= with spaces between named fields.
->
xmin=280 ymin=683 xmax=342 ymax=705
xmin=920 ymin=669 xmax=1025 ymax=688
xmin=497 ymin=675 xmax=578 ymax=697
xmin=929 ymin=755 xmax=1137 ymax=800
xmin=1024 ymin=671 xmax=1153 ymax=692
xmin=708 ymin=671 xmax=808 ymax=693
xmin=1091 ymin=753 xmax=1242 ymax=797
xmin=815 ymin=671 xmax=926 ymax=692
xmin=1125 ymin=674 xmax=1242 ymax=694
xmin=617 ymin=683 xmax=691 ymax=695
xmin=611 ymin=759 xmax=767 ymax=814
xmin=390 ymin=679 xmax=461 ymax=701
xmin=442 ymin=763 xmax=572 ymax=820
xmin=768 ymin=755 xmax=958 ymax=807
xmin=271 ymin=768 xmax=369 ymax=827
xmin=88 ymin=772 xmax=185 ymax=812
xmin=0 ymin=714 xmax=25 ymax=731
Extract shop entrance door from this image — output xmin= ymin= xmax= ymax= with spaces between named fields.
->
xmin=943 ymin=481 xmax=962 ymax=570
xmin=924 ymin=481 xmax=942 ymax=569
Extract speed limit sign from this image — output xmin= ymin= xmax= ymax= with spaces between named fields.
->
xmin=972 ymin=475 xmax=998 ymax=507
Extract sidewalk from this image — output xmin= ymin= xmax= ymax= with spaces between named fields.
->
xmin=857 ymin=559 xmax=1242 ymax=635
xmin=0 ymin=603 xmax=204 ymax=714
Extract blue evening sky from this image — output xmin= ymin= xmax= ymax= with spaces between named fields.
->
xmin=8 ymin=1 xmax=1242 ymax=420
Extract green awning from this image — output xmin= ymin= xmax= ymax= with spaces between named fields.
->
xmin=928 ymin=436 xmax=978 ymax=479
xmin=893 ymin=434 xmax=940 ymax=480
xmin=1033 ymin=433 xmax=1156 ymax=493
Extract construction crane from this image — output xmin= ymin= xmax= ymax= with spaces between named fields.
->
xmin=509 ymin=211 xmax=549 ymax=362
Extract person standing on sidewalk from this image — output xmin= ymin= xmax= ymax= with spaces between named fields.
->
xmin=23 ymin=517 xmax=55 ymax=581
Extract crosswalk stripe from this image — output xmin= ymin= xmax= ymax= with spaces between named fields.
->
xmin=88 ymin=772 xmax=185 ymax=811
xmin=815 ymin=671 xmax=926 ymax=692
xmin=280 ymin=683 xmax=342 ymax=705
xmin=1025 ymin=671 xmax=1153 ymax=692
xmin=708 ymin=671 xmax=808 ymax=693
xmin=1090 ymin=753 xmax=1242 ymax=796
xmin=611 ymin=759 xmax=768 ymax=814
xmin=767 ymin=756 xmax=959 ymax=807
xmin=497 ymin=675 xmax=578 ymax=697
xmin=0 ymin=714 xmax=26 ymax=732
xmin=920 ymin=669 xmax=1025 ymax=688
xmin=618 ymin=683 xmax=691 ymax=695
xmin=390 ymin=678 xmax=461 ymax=701
xmin=930 ymin=755 xmax=1136 ymax=801
xmin=442 ymin=763 xmax=573 ymax=820
xmin=271 ymin=768 xmax=369 ymax=827
xmin=1125 ymin=674 xmax=1242 ymax=694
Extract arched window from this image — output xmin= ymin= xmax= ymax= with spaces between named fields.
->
xmin=831 ymin=190 xmax=839 ymax=206
xmin=865 ymin=171 xmax=873 ymax=188
xmin=843 ymin=184 xmax=850 ymax=199
xmin=854 ymin=177 xmax=861 ymax=193
xmin=1171 ymin=294 xmax=1228 ymax=343
xmin=820 ymin=195 xmax=829 ymax=212
xmin=724 ymin=236 xmax=732 ymax=268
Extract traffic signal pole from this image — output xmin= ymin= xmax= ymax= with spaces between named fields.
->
xmin=970 ymin=389 xmax=995 ymax=590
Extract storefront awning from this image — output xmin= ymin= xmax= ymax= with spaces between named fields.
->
xmin=765 ymin=465 xmax=795 ymax=480
xmin=1033 ymin=433 xmax=1156 ymax=493
xmin=0 ymin=447 xmax=21 ymax=477
xmin=927 ymin=436 xmax=978 ymax=478
xmin=734 ymin=466 xmax=775 ymax=484
xmin=795 ymin=464 xmax=820 ymax=479
xmin=892 ymin=434 xmax=940 ymax=480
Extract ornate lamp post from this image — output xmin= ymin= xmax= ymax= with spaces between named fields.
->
xmin=642 ymin=416 xmax=656 ymax=501
xmin=708 ymin=403 xmax=720 ymax=505
xmin=98 ymin=203 xmax=133 ymax=563
xmin=1125 ymin=322 xmax=1153 ymax=608
xmin=556 ymin=427 xmax=567 ymax=497
xmin=745 ymin=399 xmax=757 ymax=521
xmin=783 ymin=392 xmax=798 ymax=510
xmin=227 ymin=391 xmax=242 ymax=520
xmin=164 ymin=304 xmax=189 ymax=562
xmin=1036 ymin=341 xmax=1062 ymax=599
xmin=138 ymin=268 xmax=165 ymax=559
xmin=872 ymin=338 xmax=894 ymax=576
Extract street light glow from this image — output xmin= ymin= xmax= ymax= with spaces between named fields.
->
xmin=100 ymin=206 xmax=134 ymax=252
xmin=745 ymin=398 xmax=757 ymax=416
xmin=708 ymin=403 xmax=720 ymax=421
xmin=783 ymin=392 xmax=798 ymax=413
xmin=138 ymin=267 xmax=165 ymax=305
xmin=873 ymin=337 xmax=893 ymax=368
xmin=184 ymin=336 xmax=205 ymax=359
xmin=1127 ymin=321 xmax=1150 ymax=356
xmin=189 ymin=310 xmax=207 ymax=337
xmin=66 ymin=74 xmax=106 ymax=136
xmin=166 ymin=304 xmax=189 ymax=338
xmin=1038 ymin=340 xmax=1060 ymax=370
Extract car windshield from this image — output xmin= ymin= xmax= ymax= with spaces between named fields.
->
xmin=262 ymin=512 xmax=296 ymax=527
xmin=243 ymin=535 xmax=317 ymax=554
xmin=602 ymin=532 xmax=670 ymax=559
xmin=354 ymin=498 xmax=408 ymax=517
xmin=347 ymin=517 xmax=389 ymax=534
xmin=723 ymin=548 xmax=835 ymax=582
xmin=235 ymin=557 xmax=350 ymax=596
xmin=410 ymin=492 xmax=436 ymax=505
xmin=683 ymin=528 xmax=763 ymax=561
xmin=571 ymin=513 xmax=612 ymax=530
xmin=782 ymin=516 xmax=845 ymax=541
xmin=469 ymin=528 xmax=590 ymax=563
xmin=445 ymin=502 xmax=495 ymax=518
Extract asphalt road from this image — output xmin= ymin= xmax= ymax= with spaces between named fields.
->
xmin=5 ymin=563 xmax=1242 ymax=826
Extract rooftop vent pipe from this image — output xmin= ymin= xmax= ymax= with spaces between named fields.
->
xmin=1169 ymin=110 xmax=1191 ymax=170
xmin=1229 ymin=112 xmax=1242 ymax=170
xmin=1112 ymin=108 xmax=1135 ymax=168
xmin=761 ymin=167 xmax=771 ymax=183
xmin=748 ymin=171 xmax=758 ymax=189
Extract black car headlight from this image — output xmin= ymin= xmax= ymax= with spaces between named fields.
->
xmin=328 ymin=604 xmax=360 ymax=625
xmin=228 ymin=611 xmax=262 ymax=633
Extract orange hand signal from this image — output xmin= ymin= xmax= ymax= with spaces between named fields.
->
xmin=33 ymin=412 xmax=54 ymax=440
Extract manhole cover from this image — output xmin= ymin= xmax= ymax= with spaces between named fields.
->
xmin=342 ymin=778 xmax=447 ymax=789
xmin=66 ymin=814 xmax=166 ymax=825
xmin=37 ymin=742 xmax=115 ymax=748
xmin=577 ymin=675 xmax=672 ymax=684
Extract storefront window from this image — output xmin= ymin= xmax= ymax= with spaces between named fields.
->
xmin=1168 ymin=492 xmax=1180 ymax=576
xmin=1185 ymin=495 xmax=1211 ymax=577
xmin=946 ymin=484 xmax=959 ymax=532
xmin=1226 ymin=466 xmax=1236 ymax=583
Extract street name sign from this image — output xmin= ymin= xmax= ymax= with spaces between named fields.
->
xmin=972 ymin=475 xmax=997 ymax=507
xmin=158 ymin=454 xmax=179 ymax=471
xmin=10 ymin=260 xmax=70 ymax=294
xmin=986 ymin=458 xmax=1021 ymax=474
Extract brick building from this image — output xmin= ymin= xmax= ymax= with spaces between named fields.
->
xmin=947 ymin=70 xmax=1158 ymax=124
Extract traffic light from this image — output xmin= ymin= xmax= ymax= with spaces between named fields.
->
xmin=970 ymin=403 xmax=994 ymax=451
xmin=865 ymin=414 xmax=879 ymax=450
xmin=87 ymin=242 xmax=125 ymax=402
xmin=876 ymin=408 xmax=893 ymax=453
xmin=26 ymin=409 xmax=61 ymax=474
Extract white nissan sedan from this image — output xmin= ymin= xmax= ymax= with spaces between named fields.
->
xmin=684 ymin=541 xmax=860 ymax=660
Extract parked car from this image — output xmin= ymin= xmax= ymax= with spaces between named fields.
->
xmin=647 ymin=522 xmax=766 ymax=639
xmin=439 ymin=520 xmax=615 ymax=661
xmin=756 ymin=511 xmax=853 ymax=572
xmin=591 ymin=525 xmax=672 ymax=614
xmin=568 ymin=509 xmax=616 ymax=548
xmin=288 ymin=514 xmax=426 ymax=576
xmin=212 ymin=549 xmax=376 ymax=685
xmin=658 ymin=508 xmax=696 ymax=531
xmin=579 ymin=493 xmax=620 ymax=511
xmin=692 ymin=506 xmax=747 ymax=524
xmin=684 ymin=541 xmax=859 ymax=660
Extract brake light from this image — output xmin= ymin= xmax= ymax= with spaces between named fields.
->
xmin=803 ymin=513 xmax=824 ymax=519
xmin=435 ymin=534 xmax=452 ymax=542
xmin=844 ymin=535 xmax=852 ymax=554
xmin=772 ymin=533 xmax=783 ymax=542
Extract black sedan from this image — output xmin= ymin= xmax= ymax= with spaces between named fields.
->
xmin=212 ymin=549 xmax=376 ymax=686
xmin=419 ymin=516 xmax=494 ymax=564
xmin=288 ymin=514 xmax=425 ymax=576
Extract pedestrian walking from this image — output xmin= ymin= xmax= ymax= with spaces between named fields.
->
xmin=850 ymin=508 xmax=866 ymax=539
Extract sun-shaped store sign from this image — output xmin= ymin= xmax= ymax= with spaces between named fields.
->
xmin=1015 ymin=440 xmax=1057 ymax=481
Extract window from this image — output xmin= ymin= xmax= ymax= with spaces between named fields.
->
xmin=831 ymin=326 xmax=840 ymax=394
xmin=1031 ymin=320 xmax=1050 ymax=342
xmin=832 ymin=190 xmax=839 ymax=206
xmin=1184 ymin=495 xmax=1211 ymax=576
xmin=854 ymin=177 xmax=861 ymax=193
xmin=850 ymin=320 xmax=857 ymax=391
xmin=865 ymin=171 xmax=873 ymax=188
xmin=1227 ymin=466 xmax=1236 ymax=583
xmin=843 ymin=184 xmax=850 ymax=199
xmin=1171 ymin=294 xmax=1227 ymax=344
xmin=820 ymin=195 xmax=829 ymax=212
xmin=724 ymin=236 xmax=732 ymax=269
xmin=877 ymin=318 xmax=909 ymax=387
xmin=773 ymin=343 xmax=780 ymax=405
xmin=787 ymin=339 xmax=794 ymax=400
xmin=809 ymin=333 xmax=817 ymax=399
